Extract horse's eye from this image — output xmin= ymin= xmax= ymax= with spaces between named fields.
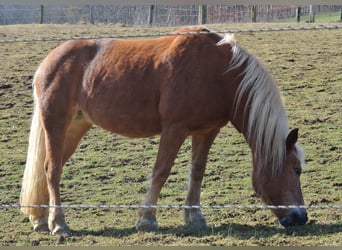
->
xmin=294 ymin=167 xmax=302 ymax=175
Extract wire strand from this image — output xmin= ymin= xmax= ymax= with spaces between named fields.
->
xmin=1 ymin=204 xmax=341 ymax=210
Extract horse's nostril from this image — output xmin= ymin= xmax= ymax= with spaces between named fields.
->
xmin=279 ymin=208 xmax=308 ymax=227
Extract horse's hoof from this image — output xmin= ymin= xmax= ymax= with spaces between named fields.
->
xmin=51 ymin=224 xmax=72 ymax=237
xmin=135 ymin=216 xmax=158 ymax=232
xmin=32 ymin=217 xmax=49 ymax=232
xmin=184 ymin=211 xmax=207 ymax=232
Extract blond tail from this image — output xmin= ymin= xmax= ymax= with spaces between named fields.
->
xmin=20 ymin=70 xmax=49 ymax=220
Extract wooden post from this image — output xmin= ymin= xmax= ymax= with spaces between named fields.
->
xmin=340 ymin=9 xmax=342 ymax=21
xmin=148 ymin=5 xmax=154 ymax=26
xmin=309 ymin=5 xmax=315 ymax=23
xmin=40 ymin=5 xmax=44 ymax=24
xmin=198 ymin=4 xmax=207 ymax=25
xmin=89 ymin=5 xmax=94 ymax=24
xmin=252 ymin=5 xmax=257 ymax=23
xmin=296 ymin=7 xmax=301 ymax=23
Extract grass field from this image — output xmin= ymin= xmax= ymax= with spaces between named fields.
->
xmin=0 ymin=23 xmax=341 ymax=246
xmin=277 ymin=11 xmax=342 ymax=23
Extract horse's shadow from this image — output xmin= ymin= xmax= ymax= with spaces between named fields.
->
xmin=73 ymin=221 xmax=342 ymax=239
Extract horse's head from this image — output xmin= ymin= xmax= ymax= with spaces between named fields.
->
xmin=252 ymin=128 xmax=308 ymax=227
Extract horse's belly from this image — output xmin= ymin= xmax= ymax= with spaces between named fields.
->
xmin=81 ymin=97 xmax=161 ymax=138
xmin=97 ymin=114 xmax=161 ymax=138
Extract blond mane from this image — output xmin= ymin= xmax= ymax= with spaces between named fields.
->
xmin=218 ymin=34 xmax=289 ymax=176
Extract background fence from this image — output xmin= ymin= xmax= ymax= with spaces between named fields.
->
xmin=0 ymin=4 xmax=341 ymax=26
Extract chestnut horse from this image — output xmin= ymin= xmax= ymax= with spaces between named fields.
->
xmin=20 ymin=27 xmax=307 ymax=236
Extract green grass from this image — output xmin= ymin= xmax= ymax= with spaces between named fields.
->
xmin=277 ymin=11 xmax=342 ymax=23
xmin=0 ymin=23 xmax=341 ymax=246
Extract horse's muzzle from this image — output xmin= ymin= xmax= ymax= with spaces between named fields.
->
xmin=279 ymin=208 xmax=308 ymax=227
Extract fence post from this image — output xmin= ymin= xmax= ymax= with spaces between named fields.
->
xmin=89 ymin=5 xmax=94 ymax=24
xmin=252 ymin=5 xmax=257 ymax=22
xmin=148 ymin=5 xmax=154 ymax=26
xmin=40 ymin=5 xmax=44 ymax=24
xmin=296 ymin=7 xmax=301 ymax=23
xmin=340 ymin=8 xmax=342 ymax=21
xmin=309 ymin=5 xmax=315 ymax=23
xmin=198 ymin=4 xmax=207 ymax=25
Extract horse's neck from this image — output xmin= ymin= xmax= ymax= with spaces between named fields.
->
xmin=224 ymin=43 xmax=289 ymax=175
xmin=228 ymin=92 xmax=252 ymax=147
xmin=227 ymin=82 xmax=273 ymax=159
xmin=228 ymin=76 xmax=289 ymax=176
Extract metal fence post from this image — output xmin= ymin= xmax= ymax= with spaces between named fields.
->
xmin=40 ymin=5 xmax=44 ymax=24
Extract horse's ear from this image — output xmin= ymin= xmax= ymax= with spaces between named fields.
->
xmin=286 ymin=128 xmax=299 ymax=151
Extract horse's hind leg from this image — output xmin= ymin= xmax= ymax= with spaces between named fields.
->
xmin=184 ymin=129 xmax=219 ymax=232
xmin=136 ymin=125 xmax=188 ymax=232
xmin=43 ymin=111 xmax=91 ymax=236
xmin=41 ymin=118 xmax=69 ymax=235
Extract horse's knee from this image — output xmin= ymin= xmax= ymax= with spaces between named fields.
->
xmin=189 ymin=163 xmax=206 ymax=181
xmin=151 ymin=168 xmax=171 ymax=184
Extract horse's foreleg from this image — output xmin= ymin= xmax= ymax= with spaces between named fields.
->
xmin=184 ymin=129 xmax=219 ymax=231
xmin=136 ymin=125 xmax=188 ymax=232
